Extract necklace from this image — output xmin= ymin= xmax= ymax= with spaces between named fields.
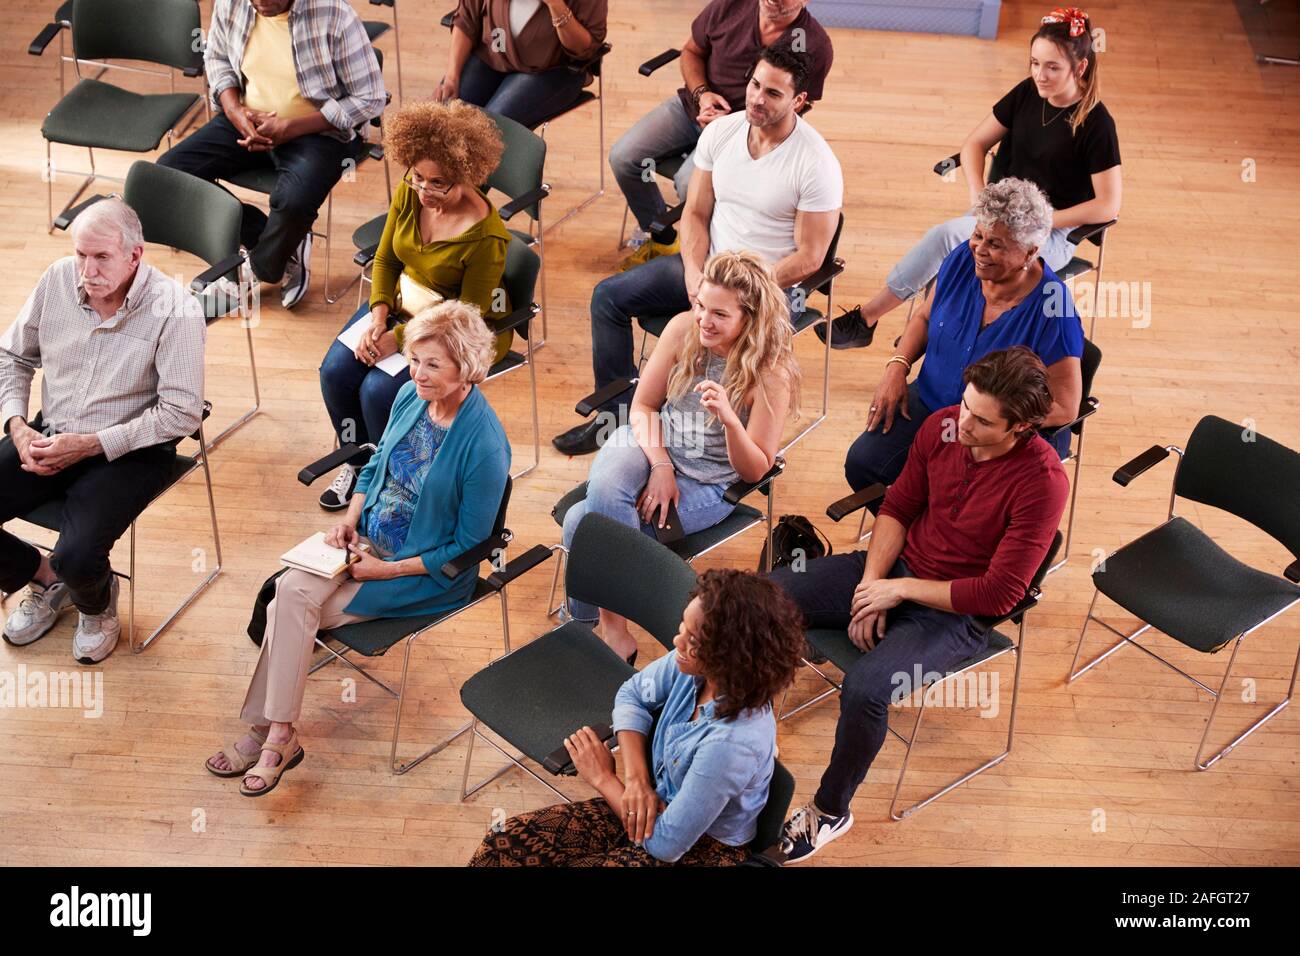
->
xmin=1041 ymin=98 xmax=1073 ymax=127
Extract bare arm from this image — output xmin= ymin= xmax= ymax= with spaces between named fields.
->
xmin=1042 ymin=355 xmax=1082 ymax=428
xmin=773 ymin=207 xmax=838 ymax=288
xmin=718 ymin=371 xmax=789 ymax=483
xmin=679 ymin=36 xmax=708 ymax=94
xmin=960 ymin=113 xmax=1009 ymax=206
xmin=543 ymin=0 xmax=597 ymax=58
xmin=679 ymin=167 xmax=715 ymax=303
xmin=627 ymin=311 xmax=689 ymax=467
xmin=1052 ymin=165 xmax=1122 ymax=229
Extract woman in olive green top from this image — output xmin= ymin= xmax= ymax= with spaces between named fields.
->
xmin=319 ymin=100 xmax=512 ymax=510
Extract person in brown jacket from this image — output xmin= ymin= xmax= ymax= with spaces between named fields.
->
xmin=436 ymin=0 xmax=607 ymax=129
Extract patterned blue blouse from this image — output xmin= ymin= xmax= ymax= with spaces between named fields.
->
xmin=365 ymin=413 xmax=448 ymax=556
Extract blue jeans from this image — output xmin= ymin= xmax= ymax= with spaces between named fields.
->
xmin=457 ymin=54 xmax=589 ymax=130
xmin=319 ymin=305 xmax=410 ymax=447
xmin=768 ymin=552 xmax=988 ymax=817
xmin=887 ymin=214 xmax=1078 ymax=300
xmin=609 ymin=96 xmax=701 ymax=233
xmin=561 ymin=425 xmax=735 ymax=623
xmin=157 ymin=113 xmax=353 ymax=283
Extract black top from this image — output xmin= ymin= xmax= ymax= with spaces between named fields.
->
xmin=992 ymin=77 xmax=1121 ymax=212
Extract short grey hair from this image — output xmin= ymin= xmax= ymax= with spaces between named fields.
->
xmin=972 ymin=177 xmax=1053 ymax=251
xmin=70 ymin=196 xmax=145 ymax=254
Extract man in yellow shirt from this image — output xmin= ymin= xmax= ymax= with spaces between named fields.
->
xmin=159 ymin=0 xmax=385 ymax=308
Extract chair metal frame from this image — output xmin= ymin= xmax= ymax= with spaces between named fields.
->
xmin=363 ymin=0 xmax=405 ymax=102
xmin=1 ymin=407 xmax=222 ymax=654
xmin=1067 ymin=441 xmax=1300 ymax=771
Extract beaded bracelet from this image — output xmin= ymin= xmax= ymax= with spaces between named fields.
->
xmin=551 ymin=8 xmax=573 ymax=28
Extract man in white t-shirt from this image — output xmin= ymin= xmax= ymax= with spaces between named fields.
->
xmin=554 ymin=41 xmax=844 ymax=455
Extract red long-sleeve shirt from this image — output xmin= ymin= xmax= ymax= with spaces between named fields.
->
xmin=877 ymin=406 xmax=1069 ymax=617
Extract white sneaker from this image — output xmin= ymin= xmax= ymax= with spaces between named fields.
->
xmin=318 ymin=463 xmax=358 ymax=511
xmin=72 ymin=577 xmax=122 ymax=664
xmin=779 ymin=802 xmax=854 ymax=864
xmin=280 ymin=233 xmax=312 ymax=309
xmin=3 ymin=580 xmax=72 ymax=646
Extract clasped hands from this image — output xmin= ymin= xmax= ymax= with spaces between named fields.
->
xmin=10 ymin=421 xmax=98 ymax=476
xmin=564 ymin=726 xmax=666 ymax=844
xmin=847 ymin=576 xmax=909 ymax=651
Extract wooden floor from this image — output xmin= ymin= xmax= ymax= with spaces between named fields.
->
xmin=1 ymin=0 xmax=1297 ymax=867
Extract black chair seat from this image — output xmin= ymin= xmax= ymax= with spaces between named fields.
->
xmin=653 ymin=153 xmax=685 ymax=182
xmin=806 ymin=627 xmax=1014 ymax=679
xmin=552 ymin=484 xmax=762 ymax=562
xmin=42 ymin=79 xmax=198 ymax=151
xmin=20 ymin=452 xmax=197 ymax=533
xmin=487 ymin=350 xmax=526 ymax=379
xmin=230 ymin=138 xmax=370 ymax=195
xmin=1057 ymin=256 xmax=1096 ymax=281
xmin=363 ymin=19 xmax=390 ymax=41
xmin=460 ymin=621 xmax=634 ymax=765
xmin=352 ymin=212 xmax=387 ymax=252
xmin=791 ymin=306 xmax=824 ymax=335
xmin=323 ymin=578 xmax=495 ymax=657
xmin=531 ymin=90 xmax=597 ymax=130
xmin=1094 ymin=516 xmax=1300 ymax=653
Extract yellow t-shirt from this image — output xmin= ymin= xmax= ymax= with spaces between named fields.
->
xmin=240 ymin=13 xmax=316 ymax=120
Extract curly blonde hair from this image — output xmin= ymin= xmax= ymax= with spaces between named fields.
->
xmin=384 ymin=100 xmax=503 ymax=186
xmin=666 ymin=250 xmax=802 ymax=423
xmin=403 ymin=300 xmax=497 ymax=384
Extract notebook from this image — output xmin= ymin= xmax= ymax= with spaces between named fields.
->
xmin=280 ymin=532 xmax=367 ymax=579
xmin=336 ymin=318 xmax=409 ymax=378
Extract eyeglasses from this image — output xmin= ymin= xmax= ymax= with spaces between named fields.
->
xmin=403 ymin=170 xmax=454 ymax=196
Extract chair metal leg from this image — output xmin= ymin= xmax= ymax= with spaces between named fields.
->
xmin=391 ymin=5 xmax=404 ymax=102
xmin=541 ymin=78 xmax=607 ymax=234
xmin=776 ymin=659 xmax=843 ymax=721
xmin=762 ymin=480 xmax=776 ymax=573
xmin=311 ymin=637 xmax=401 ymax=697
xmin=779 ymin=288 xmax=834 ymax=455
xmin=618 ymin=202 xmax=629 ymax=249
xmin=1196 ymin=633 xmax=1300 ymax=770
xmin=205 ymin=300 xmax=262 ymax=452
xmin=509 ymin=326 xmax=541 ymax=480
xmin=390 ymin=626 xmax=472 ymax=774
xmin=1048 ymin=432 xmax=1085 ymax=574
xmin=545 ymin=545 xmax=569 ymax=619
xmin=460 ymin=725 xmax=571 ymax=803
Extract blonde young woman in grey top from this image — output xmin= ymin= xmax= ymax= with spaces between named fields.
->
xmin=561 ymin=250 xmax=800 ymax=662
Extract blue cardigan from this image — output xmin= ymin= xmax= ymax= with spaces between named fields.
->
xmin=344 ymin=381 xmax=511 ymax=618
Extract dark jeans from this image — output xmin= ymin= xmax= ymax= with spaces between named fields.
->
xmin=458 ymin=54 xmax=589 ymax=130
xmin=319 ymin=305 xmax=411 ymax=447
xmin=157 ymin=113 xmax=353 ymax=283
xmin=0 ymin=427 xmax=175 ymax=615
xmin=768 ymin=551 xmax=988 ymax=818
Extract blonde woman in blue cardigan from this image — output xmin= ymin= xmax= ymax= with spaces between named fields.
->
xmin=205 ymin=302 xmax=511 ymax=796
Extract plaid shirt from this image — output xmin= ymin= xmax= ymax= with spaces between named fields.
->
xmin=0 ymin=259 xmax=206 ymax=462
xmin=205 ymin=0 xmax=386 ymax=140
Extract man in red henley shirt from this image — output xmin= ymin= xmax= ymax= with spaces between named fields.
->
xmin=771 ymin=346 xmax=1069 ymax=863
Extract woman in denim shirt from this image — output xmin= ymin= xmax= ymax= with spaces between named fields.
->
xmin=470 ymin=569 xmax=805 ymax=866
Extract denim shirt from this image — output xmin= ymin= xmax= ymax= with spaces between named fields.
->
xmin=611 ymin=652 xmax=776 ymax=863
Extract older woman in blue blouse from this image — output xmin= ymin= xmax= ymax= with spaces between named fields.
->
xmin=205 ymin=302 xmax=510 ymax=796
xmin=844 ymin=177 xmax=1084 ymax=496
xmin=470 ymin=569 xmax=806 ymax=867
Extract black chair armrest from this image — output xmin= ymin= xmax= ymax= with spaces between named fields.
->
xmin=639 ymin=48 xmax=681 ymax=76
xmin=1065 ymin=219 xmax=1117 ymax=247
xmin=972 ymin=590 xmax=1041 ymax=632
xmin=190 ymin=252 xmax=246 ymax=293
xmin=371 ymin=0 xmax=395 ymax=6
xmin=52 ymin=193 xmax=109 ymax=231
xmin=187 ymin=400 xmax=214 ymax=442
xmin=1040 ymin=396 xmax=1099 ymax=440
xmin=648 ymin=202 xmax=685 ymax=235
xmin=353 ymin=242 xmax=380 ymax=267
xmin=722 ymin=458 xmax=784 ymax=505
xmin=1113 ymin=445 xmax=1170 ymax=487
xmin=576 ymin=378 xmax=637 ymax=417
xmin=486 ymin=543 xmax=554 ymax=590
xmin=933 ymin=152 xmax=962 ymax=177
xmin=1284 ymin=560 xmax=1300 ymax=585
xmin=29 ymin=21 xmax=63 ymax=56
xmin=499 ymin=184 xmax=550 ymax=222
xmin=440 ymin=9 xmax=454 ymax=28
xmin=542 ymin=722 xmax=614 ymax=775
xmin=182 ymin=50 xmax=204 ymax=77
xmin=795 ymin=257 xmax=846 ymax=298
xmin=496 ymin=303 xmax=539 ymax=336
xmin=297 ymin=443 xmax=376 ymax=486
xmin=441 ymin=531 xmax=513 ymax=579
xmin=564 ymin=42 xmax=611 ymax=76
xmin=827 ymin=484 xmax=888 ymax=522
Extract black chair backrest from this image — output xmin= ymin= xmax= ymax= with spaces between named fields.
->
xmin=491 ymin=476 xmax=513 ymax=537
xmin=124 ymin=161 xmax=242 ymax=268
xmin=750 ymin=758 xmax=795 ymax=852
xmin=566 ymin=513 xmax=697 ymax=650
xmin=810 ymin=213 xmax=845 ymax=297
xmin=1175 ymin=416 xmax=1300 ymax=562
xmin=987 ymin=135 xmax=1013 ymax=184
xmin=72 ymin=0 xmax=200 ymax=71
xmin=502 ymin=237 xmax=541 ymax=338
xmin=1075 ymin=338 xmax=1102 ymax=435
xmin=485 ymin=110 xmax=547 ymax=223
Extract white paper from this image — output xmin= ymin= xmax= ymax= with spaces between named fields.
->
xmin=338 ymin=315 xmax=409 ymax=377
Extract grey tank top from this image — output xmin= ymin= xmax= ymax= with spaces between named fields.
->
xmin=660 ymin=351 xmax=751 ymax=485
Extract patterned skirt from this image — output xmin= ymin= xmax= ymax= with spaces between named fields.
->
xmin=468 ymin=798 xmax=750 ymax=867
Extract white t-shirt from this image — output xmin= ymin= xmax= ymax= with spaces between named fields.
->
xmin=691 ymin=110 xmax=843 ymax=263
xmin=509 ymin=0 xmax=543 ymax=38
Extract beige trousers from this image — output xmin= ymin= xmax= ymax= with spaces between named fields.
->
xmin=240 ymin=568 xmax=375 ymax=725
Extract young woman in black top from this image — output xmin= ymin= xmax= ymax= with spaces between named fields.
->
xmin=827 ymin=6 xmax=1121 ymax=348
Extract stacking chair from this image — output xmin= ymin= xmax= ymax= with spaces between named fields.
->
xmin=37 ymin=0 xmax=206 ymax=231
xmin=779 ymin=517 xmax=1062 ymax=820
xmin=362 ymin=0 xmax=405 ymax=102
xmin=54 ymin=161 xmax=263 ymax=451
xmin=933 ymin=147 xmax=1117 ymax=338
xmin=1068 ymin=415 xmax=1300 ymax=770
xmin=295 ymin=452 xmax=522 ymax=774
xmin=1 ymin=404 xmax=221 ymax=654
xmin=351 ymin=109 xmax=553 ymax=344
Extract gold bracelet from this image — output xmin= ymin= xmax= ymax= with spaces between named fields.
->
xmin=551 ymin=8 xmax=573 ymax=28
xmin=886 ymin=355 xmax=912 ymax=374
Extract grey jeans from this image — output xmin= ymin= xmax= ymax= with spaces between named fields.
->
xmin=608 ymin=95 xmax=702 ymax=233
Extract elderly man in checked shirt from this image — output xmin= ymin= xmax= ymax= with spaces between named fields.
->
xmin=0 ymin=198 xmax=206 ymax=664
xmin=158 ymin=0 xmax=386 ymax=309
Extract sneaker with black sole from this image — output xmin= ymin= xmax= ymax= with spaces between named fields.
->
xmin=280 ymin=233 xmax=312 ymax=309
xmin=815 ymin=305 xmax=877 ymax=350
xmin=319 ymin=463 xmax=358 ymax=511
xmin=2 ymin=580 xmax=72 ymax=646
xmin=72 ymin=577 xmax=121 ymax=664
xmin=779 ymin=802 xmax=854 ymax=864
xmin=551 ymin=418 xmax=606 ymax=457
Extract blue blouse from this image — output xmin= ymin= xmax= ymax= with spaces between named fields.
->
xmin=611 ymin=651 xmax=775 ymax=863
xmin=915 ymin=243 xmax=1084 ymax=412
xmin=365 ymin=413 xmax=448 ymax=556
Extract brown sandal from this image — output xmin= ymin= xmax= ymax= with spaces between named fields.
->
xmin=205 ymin=727 xmax=268 ymax=778
xmin=239 ymin=731 xmax=305 ymax=797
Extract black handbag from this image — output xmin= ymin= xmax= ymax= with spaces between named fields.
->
xmin=246 ymin=568 xmax=287 ymax=647
xmin=759 ymin=514 xmax=833 ymax=571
